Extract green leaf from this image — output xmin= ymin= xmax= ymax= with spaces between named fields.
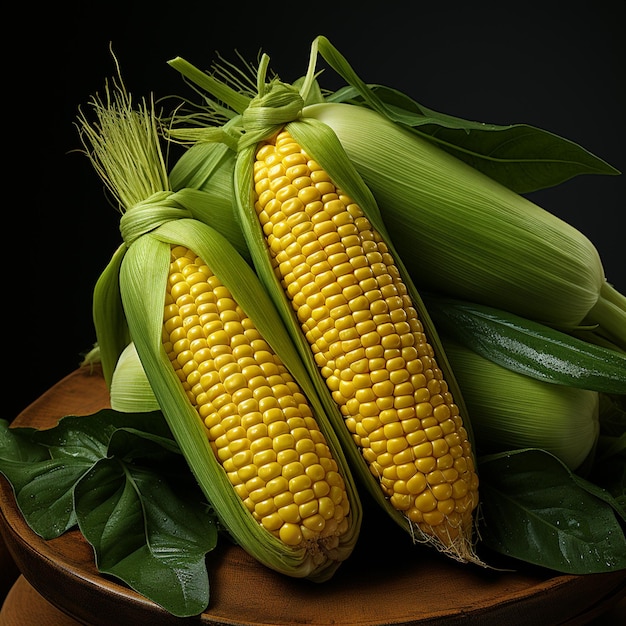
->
xmin=571 ymin=471 xmax=626 ymax=523
xmin=315 ymin=35 xmax=619 ymax=193
xmin=0 ymin=421 xmax=47 ymax=463
xmin=107 ymin=425 xmax=182 ymax=460
xmin=75 ymin=459 xmax=216 ymax=618
xmin=348 ymin=84 xmax=619 ymax=193
xmin=0 ymin=410 xmax=220 ymax=617
xmin=478 ymin=448 xmax=626 ymax=573
xmin=424 ymin=295 xmax=626 ymax=395
xmin=0 ymin=419 xmax=94 ymax=537
xmin=0 ymin=456 xmax=83 ymax=537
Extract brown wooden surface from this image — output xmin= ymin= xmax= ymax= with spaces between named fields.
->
xmin=0 ymin=576 xmax=83 ymax=626
xmin=1 ymin=367 xmax=625 ymax=625
xmin=0 ymin=534 xmax=19 ymax=601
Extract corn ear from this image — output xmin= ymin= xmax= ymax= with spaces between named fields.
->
xmin=77 ymin=74 xmax=362 ymax=581
xmin=169 ymin=52 xmax=483 ymax=564
xmin=120 ymin=218 xmax=361 ymax=579
xmin=441 ymin=339 xmax=600 ymax=471
xmin=302 ymin=101 xmax=626 ymax=350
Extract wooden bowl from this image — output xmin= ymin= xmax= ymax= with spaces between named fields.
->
xmin=1 ymin=366 xmax=625 ymax=625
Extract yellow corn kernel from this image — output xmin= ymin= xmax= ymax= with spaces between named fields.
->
xmin=162 ymin=244 xmax=351 ymax=548
xmin=253 ymin=130 xmax=478 ymax=552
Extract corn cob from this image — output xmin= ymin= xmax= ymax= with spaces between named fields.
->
xmin=168 ymin=52 xmax=483 ymax=563
xmin=251 ymin=128 xmax=479 ymax=553
xmin=161 ymin=242 xmax=352 ymax=548
xmin=78 ymin=77 xmax=361 ymax=581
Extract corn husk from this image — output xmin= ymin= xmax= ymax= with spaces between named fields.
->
xmin=77 ymin=73 xmax=362 ymax=582
xmin=109 ymin=342 xmax=160 ymax=413
xmin=303 ymin=102 xmax=613 ymax=327
xmin=442 ymin=339 xmax=600 ymax=471
xmin=295 ymin=37 xmax=625 ymax=351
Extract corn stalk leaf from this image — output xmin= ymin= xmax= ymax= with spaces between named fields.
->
xmin=0 ymin=411 xmax=218 ymax=617
xmin=75 ymin=456 xmax=215 ymax=617
xmin=424 ymin=295 xmax=626 ymax=394
xmin=478 ymin=448 xmax=626 ymax=574
xmin=314 ymin=35 xmax=620 ymax=193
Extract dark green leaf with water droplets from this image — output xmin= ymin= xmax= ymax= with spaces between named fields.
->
xmin=0 ymin=410 xmax=218 ymax=617
xmin=478 ymin=448 xmax=626 ymax=573
xmin=75 ymin=457 xmax=216 ymax=617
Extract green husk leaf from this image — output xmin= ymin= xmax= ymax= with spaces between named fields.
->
xmin=168 ymin=56 xmax=251 ymax=116
xmin=174 ymin=186 xmax=249 ymax=262
xmin=92 ymin=243 xmax=130 ymax=386
xmin=441 ymin=339 xmax=600 ymax=470
xmin=169 ymin=138 xmax=233 ymax=190
xmin=314 ymin=35 xmax=620 ymax=193
xmin=110 ymin=342 xmax=160 ymax=413
xmin=303 ymin=100 xmax=609 ymax=333
xmin=583 ymin=282 xmax=626 ymax=353
xmin=168 ymin=140 xmax=249 ymax=261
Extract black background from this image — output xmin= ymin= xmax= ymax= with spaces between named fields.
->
xmin=9 ymin=2 xmax=624 ymax=421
